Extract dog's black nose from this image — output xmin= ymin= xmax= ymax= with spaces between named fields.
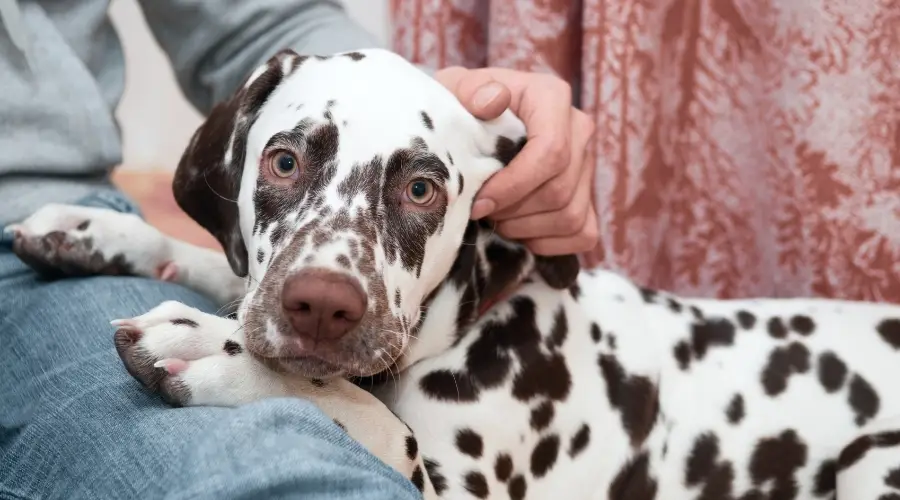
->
xmin=281 ymin=269 xmax=367 ymax=342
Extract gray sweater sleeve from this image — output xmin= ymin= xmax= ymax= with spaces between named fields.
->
xmin=136 ymin=0 xmax=383 ymax=115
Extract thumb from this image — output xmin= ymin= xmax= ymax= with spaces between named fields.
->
xmin=437 ymin=67 xmax=512 ymax=120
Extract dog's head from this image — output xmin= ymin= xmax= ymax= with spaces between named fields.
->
xmin=174 ymin=49 xmax=579 ymax=378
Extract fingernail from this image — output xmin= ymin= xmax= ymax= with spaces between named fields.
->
xmin=471 ymin=198 xmax=496 ymax=220
xmin=473 ymin=83 xmax=504 ymax=110
xmin=3 ymin=224 xmax=21 ymax=239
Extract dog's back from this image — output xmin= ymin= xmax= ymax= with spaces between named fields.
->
xmin=381 ymin=264 xmax=900 ymax=499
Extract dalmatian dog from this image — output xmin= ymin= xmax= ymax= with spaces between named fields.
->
xmin=9 ymin=48 xmax=900 ymax=500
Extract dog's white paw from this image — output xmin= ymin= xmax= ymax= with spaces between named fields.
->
xmin=6 ymin=203 xmax=173 ymax=279
xmin=113 ymin=301 xmax=289 ymax=407
xmin=113 ymin=301 xmax=247 ymax=405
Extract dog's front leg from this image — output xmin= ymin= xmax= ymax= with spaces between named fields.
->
xmin=5 ymin=203 xmax=244 ymax=306
xmin=112 ymin=300 xmax=437 ymax=499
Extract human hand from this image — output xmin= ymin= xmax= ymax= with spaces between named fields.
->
xmin=434 ymin=66 xmax=598 ymax=256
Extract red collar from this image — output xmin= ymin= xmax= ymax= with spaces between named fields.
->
xmin=476 ymin=285 xmax=516 ymax=318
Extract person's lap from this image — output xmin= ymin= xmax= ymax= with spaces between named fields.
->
xmin=0 ymin=192 xmax=418 ymax=500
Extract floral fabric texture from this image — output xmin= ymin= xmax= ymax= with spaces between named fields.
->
xmin=391 ymin=0 xmax=900 ymax=302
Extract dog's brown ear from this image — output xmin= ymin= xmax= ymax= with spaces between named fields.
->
xmin=484 ymin=132 xmax=582 ymax=290
xmin=173 ymin=49 xmax=300 ymax=277
xmin=534 ymin=254 xmax=580 ymax=289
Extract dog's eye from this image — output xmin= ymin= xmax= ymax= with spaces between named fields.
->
xmin=271 ymin=152 xmax=298 ymax=178
xmin=406 ymin=179 xmax=436 ymax=205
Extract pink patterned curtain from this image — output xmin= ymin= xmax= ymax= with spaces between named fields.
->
xmin=391 ymin=0 xmax=900 ymax=302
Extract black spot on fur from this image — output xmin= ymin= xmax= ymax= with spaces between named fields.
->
xmin=848 ymin=373 xmax=880 ymax=426
xmin=736 ymin=310 xmax=756 ymax=329
xmin=482 ymin=241 xmax=529 ymax=301
xmin=639 ymin=287 xmax=658 ymax=303
xmin=171 ymin=318 xmax=199 ymax=328
xmin=667 ymin=298 xmax=683 ymax=313
xmin=591 ymin=323 xmax=602 ymax=342
xmin=877 ymin=318 xmax=900 ymax=349
xmin=885 ymin=466 xmax=900 ymax=489
xmin=508 ymin=474 xmax=527 ymax=500
xmin=674 ymin=341 xmax=691 ymax=370
xmin=410 ymin=465 xmax=425 ymax=492
xmin=568 ymin=282 xmax=581 ymax=300
xmin=76 ymin=220 xmax=90 ymax=231
xmin=494 ymin=453 xmax=513 ymax=482
xmin=767 ymin=317 xmax=788 ymax=338
xmin=813 ymin=459 xmax=836 ymax=497
xmin=817 ymin=351 xmax=847 ymax=393
xmin=463 ymin=471 xmax=489 ymax=498
xmin=530 ymin=401 xmax=554 ymax=431
xmin=789 ymin=315 xmax=815 ymax=335
xmin=457 ymin=296 xmax=574 ymax=405
xmin=223 ymin=340 xmax=242 ymax=355
xmin=761 ymin=342 xmax=810 ymax=396
xmin=420 ymin=111 xmax=434 ymax=130
xmin=455 ymin=428 xmax=483 ymax=458
xmin=726 ymin=394 xmax=744 ymax=424
xmin=343 ymin=51 xmax=366 ymax=61
xmin=689 ymin=305 xmax=704 ymax=320
xmin=598 ymin=354 xmax=659 ymax=447
xmin=604 ymin=335 xmax=616 ymax=352
xmin=685 ymin=433 xmax=735 ymax=500
xmin=690 ymin=318 xmax=736 ymax=360
xmin=513 ymin=351 xmax=571 ymax=401
xmin=493 ymin=136 xmax=527 ymax=166
xmin=423 ymin=458 xmax=447 ymax=495
xmin=226 ymin=311 xmax=238 ymax=320
xmin=405 ymin=435 xmax=419 ymax=460
xmin=256 ymin=248 xmax=265 ymax=264
xmin=310 ymin=378 xmax=325 ymax=387
xmin=530 ymin=434 xmax=560 ymax=478
xmin=547 ymin=307 xmax=568 ymax=348
xmin=569 ymin=424 xmax=590 ymax=458
xmin=608 ymin=452 xmax=657 ymax=500
xmin=748 ymin=430 xmax=807 ymax=499
xmin=419 ymin=369 xmax=479 ymax=401
xmin=686 ymin=433 xmax=719 ymax=486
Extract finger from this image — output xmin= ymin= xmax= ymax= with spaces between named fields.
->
xmin=490 ymin=110 xmax=593 ymax=221
xmin=436 ymin=67 xmax=512 ymax=120
xmin=581 ymin=244 xmax=604 ymax=269
xmin=494 ymin=157 xmax=592 ymax=239
xmin=474 ymin=74 xmax=574 ymax=217
xmin=524 ymin=206 xmax=599 ymax=256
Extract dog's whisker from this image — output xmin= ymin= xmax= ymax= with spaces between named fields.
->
xmin=202 ymin=169 xmax=238 ymax=204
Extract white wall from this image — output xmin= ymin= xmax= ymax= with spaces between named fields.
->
xmin=110 ymin=0 xmax=390 ymax=170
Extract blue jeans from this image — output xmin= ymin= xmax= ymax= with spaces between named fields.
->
xmin=0 ymin=192 xmax=419 ymax=500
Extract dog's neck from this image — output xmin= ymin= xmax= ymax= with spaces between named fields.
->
xmin=353 ymin=220 xmax=541 ymax=388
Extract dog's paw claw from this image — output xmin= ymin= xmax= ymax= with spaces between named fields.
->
xmin=155 ymin=261 xmax=179 ymax=282
xmin=153 ymin=358 xmax=189 ymax=375
xmin=3 ymin=224 xmax=22 ymax=238
xmin=113 ymin=301 xmax=241 ymax=407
